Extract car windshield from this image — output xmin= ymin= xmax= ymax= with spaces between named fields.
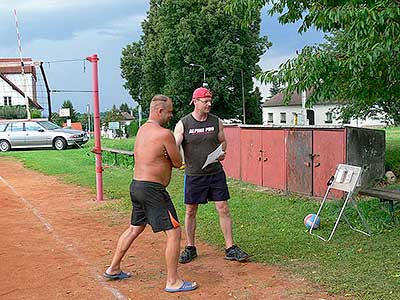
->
xmin=37 ymin=121 xmax=61 ymax=130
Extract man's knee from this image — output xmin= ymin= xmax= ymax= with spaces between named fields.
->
xmin=215 ymin=202 xmax=230 ymax=217
xmin=166 ymin=226 xmax=181 ymax=240
xmin=126 ymin=224 xmax=145 ymax=236
xmin=185 ymin=205 xmax=198 ymax=218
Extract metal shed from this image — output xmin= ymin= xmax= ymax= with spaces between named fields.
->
xmin=222 ymin=125 xmax=385 ymax=198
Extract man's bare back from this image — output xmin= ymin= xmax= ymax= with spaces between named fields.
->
xmin=134 ymin=122 xmax=179 ymax=187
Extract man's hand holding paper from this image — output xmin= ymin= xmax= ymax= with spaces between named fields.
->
xmin=201 ymin=144 xmax=225 ymax=169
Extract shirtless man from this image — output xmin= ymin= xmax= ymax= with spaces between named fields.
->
xmin=104 ymin=95 xmax=198 ymax=293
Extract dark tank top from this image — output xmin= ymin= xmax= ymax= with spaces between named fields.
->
xmin=181 ymin=113 xmax=222 ymax=176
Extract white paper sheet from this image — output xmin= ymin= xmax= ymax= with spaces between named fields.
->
xmin=201 ymin=144 xmax=224 ymax=169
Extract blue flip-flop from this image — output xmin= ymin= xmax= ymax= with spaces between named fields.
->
xmin=103 ymin=271 xmax=131 ymax=280
xmin=164 ymin=280 xmax=198 ymax=293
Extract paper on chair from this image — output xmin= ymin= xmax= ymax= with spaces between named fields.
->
xmin=201 ymin=144 xmax=224 ymax=169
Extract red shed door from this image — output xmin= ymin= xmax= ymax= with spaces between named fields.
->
xmin=313 ymin=130 xmax=345 ymax=198
xmin=262 ymin=130 xmax=286 ymax=190
xmin=222 ymin=126 xmax=241 ymax=180
xmin=287 ymin=130 xmax=313 ymax=195
xmin=240 ymin=129 xmax=262 ymax=186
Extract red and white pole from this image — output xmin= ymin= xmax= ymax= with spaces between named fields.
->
xmin=86 ymin=54 xmax=103 ymax=201
xmin=13 ymin=9 xmax=31 ymax=119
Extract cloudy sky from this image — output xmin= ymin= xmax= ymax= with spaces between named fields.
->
xmin=0 ymin=1 xmax=323 ymax=114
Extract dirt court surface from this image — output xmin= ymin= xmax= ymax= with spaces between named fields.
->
xmin=0 ymin=158 xmax=337 ymax=300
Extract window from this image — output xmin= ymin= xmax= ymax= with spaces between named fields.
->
xmin=3 ymin=96 xmax=11 ymax=106
xmin=280 ymin=112 xmax=286 ymax=124
xmin=292 ymin=113 xmax=298 ymax=125
xmin=25 ymin=122 xmax=43 ymax=132
xmin=37 ymin=121 xmax=60 ymax=130
xmin=325 ymin=112 xmax=333 ymax=124
xmin=0 ymin=123 xmax=8 ymax=132
xmin=267 ymin=113 xmax=273 ymax=123
xmin=10 ymin=122 xmax=24 ymax=132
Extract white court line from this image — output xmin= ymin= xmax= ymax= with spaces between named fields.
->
xmin=0 ymin=175 xmax=128 ymax=300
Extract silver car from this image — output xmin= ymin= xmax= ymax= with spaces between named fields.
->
xmin=0 ymin=119 xmax=89 ymax=151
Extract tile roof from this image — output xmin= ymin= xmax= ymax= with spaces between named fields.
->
xmin=0 ymin=58 xmax=36 ymax=76
xmin=262 ymin=90 xmax=336 ymax=107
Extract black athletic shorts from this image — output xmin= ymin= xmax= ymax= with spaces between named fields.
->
xmin=130 ymin=180 xmax=180 ymax=233
xmin=184 ymin=171 xmax=230 ymax=205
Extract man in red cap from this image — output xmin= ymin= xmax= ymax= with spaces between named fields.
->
xmin=174 ymin=87 xmax=250 ymax=264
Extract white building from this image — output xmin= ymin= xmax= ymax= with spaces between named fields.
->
xmin=0 ymin=58 xmax=42 ymax=110
xmin=262 ymin=91 xmax=388 ymax=127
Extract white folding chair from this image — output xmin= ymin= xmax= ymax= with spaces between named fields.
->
xmin=310 ymin=164 xmax=371 ymax=241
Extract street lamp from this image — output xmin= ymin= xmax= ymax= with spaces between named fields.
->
xmin=189 ymin=63 xmax=207 ymax=87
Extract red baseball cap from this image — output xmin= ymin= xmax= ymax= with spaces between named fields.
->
xmin=190 ymin=87 xmax=212 ymax=104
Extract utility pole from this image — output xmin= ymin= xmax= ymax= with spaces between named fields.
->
xmin=86 ymin=54 xmax=103 ymax=201
xmin=13 ymin=9 xmax=31 ymax=119
xmin=301 ymin=90 xmax=307 ymax=125
xmin=86 ymin=103 xmax=91 ymax=138
xmin=138 ymin=104 xmax=142 ymax=126
xmin=241 ymin=69 xmax=246 ymax=124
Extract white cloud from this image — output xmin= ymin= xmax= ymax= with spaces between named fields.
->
xmin=2 ymin=0 xmax=138 ymax=12
xmin=0 ymin=8 xmax=145 ymax=113
xmin=0 ymin=0 xmax=148 ymax=112
xmin=75 ymin=13 xmax=146 ymax=39
xmin=259 ymin=52 xmax=294 ymax=71
xmin=255 ymin=51 xmax=295 ymax=99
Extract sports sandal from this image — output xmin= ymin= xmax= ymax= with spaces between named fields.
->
xmin=179 ymin=246 xmax=197 ymax=264
xmin=103 ymin=271 xmax=131 ymax=280
xmin=165 ymin=280 xmax=198 ymax=293
xmin=224 ymin=245 xmax=250 ymax=262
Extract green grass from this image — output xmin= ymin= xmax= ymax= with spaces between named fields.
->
xmin=385 ymin=126 xmax=400 ymax=177
xmin=100 ymin=138 xmax=135 ymax=169
xmin=1 ymin=129 xmax=400 ymax=300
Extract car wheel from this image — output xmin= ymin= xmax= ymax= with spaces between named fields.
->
xmin=0 ymin=140 xmax=11 ymax=152
xmin=54 ymin=137 xmax=67 ymax=150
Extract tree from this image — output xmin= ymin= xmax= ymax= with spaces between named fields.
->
xmin=61 ymin=100 xmax=79 ymax=122
xmin=119 ymin=103 xmax=131 ymax=113
xmin=121 ymin=41 xmax=144 ymax=104
xmin=226 ymin=0 xmax=400 ymax=125
xmin=103 ymin=105 xmax=123 ymax=126
xmin=77 ymin=113 xmax=90 ymax=132
xmin=269 ymin=82 xmax=281 ymax=97
xmin=246 ymin=87 xmax=263 ymax=124
xmin=121 ymin=0 xmax=270 ymax=125
xmin=50 ymin=112 xmax=63 ymax=126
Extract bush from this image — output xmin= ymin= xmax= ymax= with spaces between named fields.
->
xmin=31 ymin=109 xmax=42 ymax=118
xmin=125 ymin=119 xmax=147 ymax=137
xmin=0 ymin=105 xmax=27 ymax=119
xmin=115 ymin=128 xmax=124 ymax=138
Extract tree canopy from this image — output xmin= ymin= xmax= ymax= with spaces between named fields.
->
xmin=121 ymin=0 xmax=270 ymax=125
xmin=226 ymin=0 xmax=400 ymax=124
xmin=269 ymin=82 xmax=281 ymax=97
xmin=61 ymin=100 xmax=79 ymax=122
xmin=50 ymin=100 xmax=79 ymax=126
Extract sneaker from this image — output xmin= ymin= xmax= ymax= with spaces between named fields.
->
xmin=224 ymin=245 xmax=250 ymax=262
xmin=179 ymin=246 xmax=197 ymax=264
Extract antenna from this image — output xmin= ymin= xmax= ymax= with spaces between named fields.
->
xmin=13 ymin=9 xmax=31 ymax=119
